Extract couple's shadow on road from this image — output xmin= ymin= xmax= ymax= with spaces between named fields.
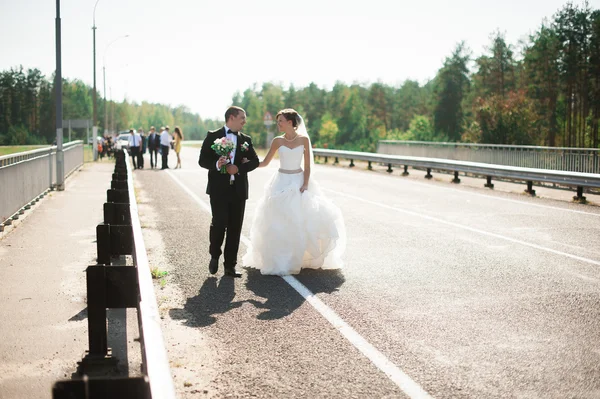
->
xmin=170 ymin=268 xmax=345 ymax=327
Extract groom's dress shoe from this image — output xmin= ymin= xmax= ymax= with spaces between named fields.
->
xmin=224 ymin=268 xmax=242 ymax=278
xmin=209 ymin=258 xmax=219 ymax=275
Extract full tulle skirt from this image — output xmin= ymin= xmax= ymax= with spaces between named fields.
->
xmin=243 ymin=171 xmax=346 ymax=275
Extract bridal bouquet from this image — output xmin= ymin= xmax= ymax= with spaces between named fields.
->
xmin=211 ymin=137 xmax=235 ymax=174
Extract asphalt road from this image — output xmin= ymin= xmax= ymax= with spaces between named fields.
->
xmin=134 ymin=146 xmax=600 ymax=398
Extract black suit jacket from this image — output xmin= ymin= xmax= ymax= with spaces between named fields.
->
xmin=198 ymin=127 xmax=260 ymax=200
xmin=147 ymin=133 xmax=159 ymax=150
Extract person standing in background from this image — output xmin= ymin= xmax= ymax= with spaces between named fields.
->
xmin=147 ymin=126 xmax=159 ymax=168
xmin=160 ymin=126 xmax=172 ymax=169
xmin=173 ymin=126 xmax=184 ymax=169
xmin=138 ymin=127 xmax=146 ymax=169
xmin=128 ymin=129 xmax=141 ymax=169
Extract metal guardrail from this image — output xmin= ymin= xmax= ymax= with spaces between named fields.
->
xmin=52 ymin=150 xmax=175 ymax=399
xmin=314 ymin=148 xmax=600 ymax=200
xmin=0 ymin=141 xmax=84 ymax=229
xmin=377 ymin=140 xmax=600 ymax=174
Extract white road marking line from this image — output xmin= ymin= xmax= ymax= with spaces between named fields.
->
xmin=165 ymin=170 xmax=433 ymax=399
xmin=282 ymin=275 xmax=432 ymax=398
xmin=325 ymin=188 xmax=600 ymax=269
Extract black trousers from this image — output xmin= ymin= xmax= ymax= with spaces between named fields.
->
xmin=161 ymin=145 xmax=169 ymax=169
xmin=209 ymin=185 xmax=246 ymax=269
xmin=138 ymin=150 xmax=144 ymax=168
xmin=149 ymin=148 xmax=158 ymax=168
xmin=130 ymin=146 xmax=140 ymax=169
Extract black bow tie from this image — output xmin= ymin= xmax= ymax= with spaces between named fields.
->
xmin=227 ymin=130 xmax=238 ymax=136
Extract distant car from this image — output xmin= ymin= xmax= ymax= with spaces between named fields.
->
xmin=115 ymin=133 xmax=131 ymax=151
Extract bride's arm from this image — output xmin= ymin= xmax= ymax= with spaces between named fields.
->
xmin=259 ymin=137 xmax=280 ymax=167
xmin=300 ymin=136 xmax=311 ymax=192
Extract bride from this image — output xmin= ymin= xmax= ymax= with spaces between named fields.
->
xmin=242 ymin=108 xmax=346 ymax=276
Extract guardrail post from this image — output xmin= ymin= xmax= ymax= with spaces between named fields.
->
xmin=484 ymin=176 xmax=494 ymax=189
xmin=387 ymin=164 xmax=393 ymax=174
xmin=324 ymin=156 xmax=328 ymax=163
xmin=80 ymin=266 xmax=117 ymax=371
xmin=96 ymin=224 xmax=133 ymax=265
xmin=104 ymin=203 xmax=131 ymax=225
xmin=368 ymin=161 xmax=372 ymax=170
xmin=334 ymin=157 xmax=339 ymax=164
xmin=112 ymin=172 xmax=127 ymax=182
xmin=107 ymin=189 xmax=130 ymax=204
xmin=86 ymin=266 xmax=108 ymax=355
xmin=79 ymin=265 xmax=140 ymax=374
xmin=349 ymin=159 xmax=355 ymax=167
xmin=96 ymin=224 xmax=111 ymax=265
xmin=53 ymin=376 xmax=150 ymax=399
xmin=97 ymin=156 xmax=132 ymax=265
xmin=525 ymin=181 xmax=536 ymax=196
xmin=402 ymin=165 xmax=408 ymax=176
xmin=111 ymin=180 xmax=128 ymax=190
xmin=573 ymin=186 xmax=586 ymax=202
xmin=452 ymin=171 xmax=461 ymax=184
xmin=425 ymin=168 xmax=433 ymax=179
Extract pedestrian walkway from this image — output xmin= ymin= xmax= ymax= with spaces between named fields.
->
xmin=0 ymin=162 xmax=114 ymax=399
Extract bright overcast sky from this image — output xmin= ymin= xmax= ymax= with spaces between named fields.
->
xmin=0 ymin=0 xmax=594 ymax=120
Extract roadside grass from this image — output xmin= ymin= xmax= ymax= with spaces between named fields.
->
xmin=83 ymin=145 xmax=93 ymax=162
xmin=151 ymin=267 xmax=169 ymax=289
xmin=151 ymin=267 xmax=168 ymax=279
xmin=0 ymin=145 xmax=47 ymax=156
xmin=1 ymin=144 xmax=94 ymax=163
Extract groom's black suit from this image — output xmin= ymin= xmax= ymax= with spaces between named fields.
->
xmin=198 ymin=127 xmax=259 ymax=271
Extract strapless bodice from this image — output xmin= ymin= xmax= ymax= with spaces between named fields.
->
xmin=278 ymin=145 xmax=304 ymax=171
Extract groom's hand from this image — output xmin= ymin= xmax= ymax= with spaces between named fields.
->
xmin=226 ymin=164 xmax=239 ymax=175
xmin=217 ymin=156 xmax=228 ymax=168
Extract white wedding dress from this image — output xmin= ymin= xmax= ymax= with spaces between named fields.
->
xmin=243 ymin=144 xmax=346 ymax=275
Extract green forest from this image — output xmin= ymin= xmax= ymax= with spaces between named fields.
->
xmin=1 ymin=2 xmax=598 ymax=151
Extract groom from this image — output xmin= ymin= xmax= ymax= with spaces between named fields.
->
xmin=198 ymin=106 xmax=260 ymax=277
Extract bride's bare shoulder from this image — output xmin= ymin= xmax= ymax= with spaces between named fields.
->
xmin=270 ymin=136 xmax=283 ymax=147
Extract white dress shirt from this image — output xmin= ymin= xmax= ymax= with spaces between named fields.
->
xmin=160 ymin=130 xmax=172 ymax=146
xmin=128 ymin=133 xmax=141 ymax=147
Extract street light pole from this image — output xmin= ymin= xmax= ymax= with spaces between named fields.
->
xmin=92 ymin=0 xmax=100 ymax=128
xmin=103 ymin=64 xmax=106 ymax=135
xmin=55 ymin=0 xmax=64 ymax=190
xmin=103 ymin=34 xmax=129 ymax=137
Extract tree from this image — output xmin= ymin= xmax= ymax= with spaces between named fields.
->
xmin=472 ymin=31 xmax=517 ymax=99
xmin=317 ymin=112 xmax=339 ymax=148
xmin=475 ymin=90 xmax=536 ymax=145
xmin=408 ymin=115 xmax=435 ymax=141
xmin=433 ymin=42 xmax=471 ymax=141
xmin=392 ymin=80 xmax=429 ymax=132
xmin=523 ymin=23 xmax=561 ymax=145
xmin=590 ymin=10 xmax=600 ymax=148
xmin=368 ymin=82 xmax=392 ymax=130
xmin=338 ymin=86 xmax=368 ymax=146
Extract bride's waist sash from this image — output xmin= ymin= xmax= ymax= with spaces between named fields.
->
xmin=278 ymin=168 xmax=303 ymax=174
